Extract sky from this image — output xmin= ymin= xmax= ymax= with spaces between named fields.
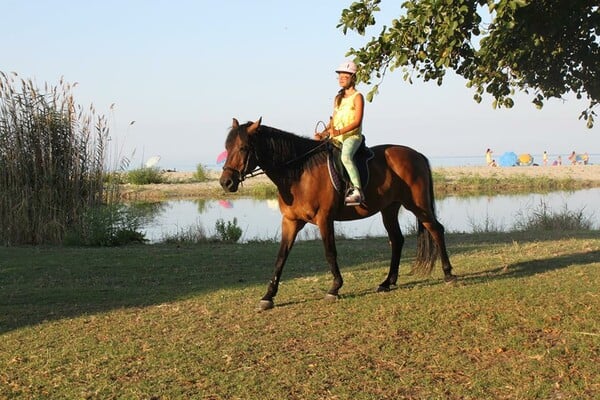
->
xmin=3 ymin=0 xmax=599 ymax=171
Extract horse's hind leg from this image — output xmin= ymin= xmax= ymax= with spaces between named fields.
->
xmin=420 ymin=219 xmax=455 ymax=282
xmin=378 ymin=203 xmax=404 ymax=292
xmin=403 ymin=192 xmax=455 ymax=282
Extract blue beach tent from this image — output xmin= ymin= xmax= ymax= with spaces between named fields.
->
xmin=498 ymin=151 xmax=518 ymax=167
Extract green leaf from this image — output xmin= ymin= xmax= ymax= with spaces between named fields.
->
xmin=366 ymin=84 xmax=379 ymax=102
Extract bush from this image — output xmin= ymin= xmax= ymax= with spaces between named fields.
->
xmin=214 ymin=218 xmax=243 ymax=242
xmin=127 ymin=167 xmax=164 ymax=184
xmin=193 ymin=163 xmax=210 ymax=182
xmin=64 ymin=204 xmax=147 ymax=246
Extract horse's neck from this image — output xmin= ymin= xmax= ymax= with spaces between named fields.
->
xmin=255 ymin=129 xmax=320 ymax=183
xmin=257 ymin=129 xmax=308 ymax=166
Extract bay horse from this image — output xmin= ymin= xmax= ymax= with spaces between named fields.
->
xmin=220 ymin=118 xmax=456 ymax=310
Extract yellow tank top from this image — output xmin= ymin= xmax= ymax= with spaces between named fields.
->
xmin=332 ymin=91 xmax=362 ymax=142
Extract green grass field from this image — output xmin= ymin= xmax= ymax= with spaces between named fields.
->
xmin=1 ymin=231 xmax=599 ymax=399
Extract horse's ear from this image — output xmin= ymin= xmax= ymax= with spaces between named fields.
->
xmin=247 ymin=117 xmax=262 ymax=135
xmin=232 ymin=118 xmax=239 ymax=129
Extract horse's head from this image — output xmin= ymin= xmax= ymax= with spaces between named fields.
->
xmin=219 ymin=117 xmax=261 ymax=192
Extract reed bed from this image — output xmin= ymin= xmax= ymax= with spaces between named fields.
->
xmin=0 ymin=72 xmax=109 ymax=245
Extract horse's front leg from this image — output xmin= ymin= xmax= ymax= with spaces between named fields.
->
xmin=318 ymin=218 xmax=343 ymax=300
xmin=259 ymin=217 xmax=305 ymax=311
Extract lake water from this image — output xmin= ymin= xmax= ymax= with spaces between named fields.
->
xmin=142 ymin=188 xmax=599 ymax=243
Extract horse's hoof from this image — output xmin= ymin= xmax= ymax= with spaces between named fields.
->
xmin=257 ymin=299 xmax=274 ymax=311
xmin=444 ymin=275 xmax=458 ymax=284
xmin=324 ymin=293 xmax=339 ymax=302
xmin=377 ymin=284 xmax=397 ymax=293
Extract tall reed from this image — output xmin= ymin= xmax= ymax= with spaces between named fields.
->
xmin=0 ymin=72 xmax=108 ymax=245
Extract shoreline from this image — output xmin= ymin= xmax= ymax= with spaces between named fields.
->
xmin=119 ymin=164 xmax=600 ymax=201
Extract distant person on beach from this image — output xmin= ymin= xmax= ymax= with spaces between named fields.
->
xmin=582 ymin=152 xmax=589 ymax=165
xmin=552 ymin=155 xmax=562 ymax=166
xmin=568 ymin=151 xmax=577 ymax=165
xmin=491 ymin=159 xmax=497 ymax=167
xmin=485 ymin=148 xmax=493 ymax=166
xmin=543 ymin=151 xmax=548 ymax=166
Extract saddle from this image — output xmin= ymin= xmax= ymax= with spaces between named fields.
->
xmin=326 ymin=135 xmax=374 ymax=194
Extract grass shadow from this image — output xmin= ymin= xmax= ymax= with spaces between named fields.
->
xmin=1 ymin=231 xmax=598 ymax=333
xmin=456 ymin=250 xmax=600 ymax=285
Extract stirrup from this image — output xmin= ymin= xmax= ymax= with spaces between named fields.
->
xmin=344 ymin=188 xmax=363 ymax=206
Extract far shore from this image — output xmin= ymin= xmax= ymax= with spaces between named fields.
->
xmin=433 ymin=164 xmax=600 ymax=184
xmin=119 ymin=164 xmax=600 ymax=201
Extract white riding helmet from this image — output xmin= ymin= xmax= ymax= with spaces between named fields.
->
xmin=335 ymin=60 xmax=357 ymax=75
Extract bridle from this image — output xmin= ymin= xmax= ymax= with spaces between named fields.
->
xmin=222 ymin=143 xmax=263 ymax=183
xmin=222 ymin=126 xmax=331 ymax=182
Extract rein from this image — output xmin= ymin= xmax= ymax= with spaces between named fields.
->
xmin=222 ymin=165 xmax=264 ymax=182
xmin=283 ymin=139 xmax=329 ymax=167
xmin=273 ymin=120 xmax=331 ymax=168
xmin=224 ymin=127 xmax=330 ymax=182
xmin=242 ymin=167 xmax=265 ymax=179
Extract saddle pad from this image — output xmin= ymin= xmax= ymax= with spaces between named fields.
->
xmin=326 ymin=136 xmax=374 ymax=193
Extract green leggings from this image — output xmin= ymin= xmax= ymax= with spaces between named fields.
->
xmin=340 ymin=134 xmax=361 ymax=188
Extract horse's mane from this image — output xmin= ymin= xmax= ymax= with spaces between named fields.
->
xmin=251 ymin=124 xmax=327 ymax=179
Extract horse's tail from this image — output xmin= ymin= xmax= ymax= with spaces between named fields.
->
xmin=412 ymin=156 xmax=439 ymax=276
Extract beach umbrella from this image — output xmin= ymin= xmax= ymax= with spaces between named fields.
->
xmin=216 ymin=150 xmax=228 ymax=164
xmin=518 ymin=153 xmax=533 ymax=166
xmin=145 ymin=155 xmax=161 ymax=168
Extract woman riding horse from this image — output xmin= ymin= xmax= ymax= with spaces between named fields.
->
xmin=314 ymin=60 xmax=365 ymax=205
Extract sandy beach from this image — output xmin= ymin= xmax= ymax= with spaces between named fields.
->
xmin=119 ymin=164 xmax=599 ymax=201
xmin=434 ymin=164 xmax=600 ymax=182
xmin=165 ymin=164 xmax=599 ymax=183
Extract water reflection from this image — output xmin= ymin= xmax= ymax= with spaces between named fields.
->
xmin=127 ymin=201 xmax=167 ymax=225
xmin=140 ymin=188 xmax=599 ymax=243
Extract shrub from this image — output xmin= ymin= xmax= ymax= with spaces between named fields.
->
xmin=214 ymin=218 xmax=243 ymax=242
xmin=193 ymin=163 xmax=210 ymax=182
xmin=127 ymin=166 xmax=164 ymax=184
xmin=64 ymin=204 xmax=146 ymax=246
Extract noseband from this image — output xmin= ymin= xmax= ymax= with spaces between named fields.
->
xmin=222 ymin=144 xmax=263 ymax=182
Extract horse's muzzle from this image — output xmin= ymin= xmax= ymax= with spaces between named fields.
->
xmin=219 ymin=171 xmax=240 ymax=192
